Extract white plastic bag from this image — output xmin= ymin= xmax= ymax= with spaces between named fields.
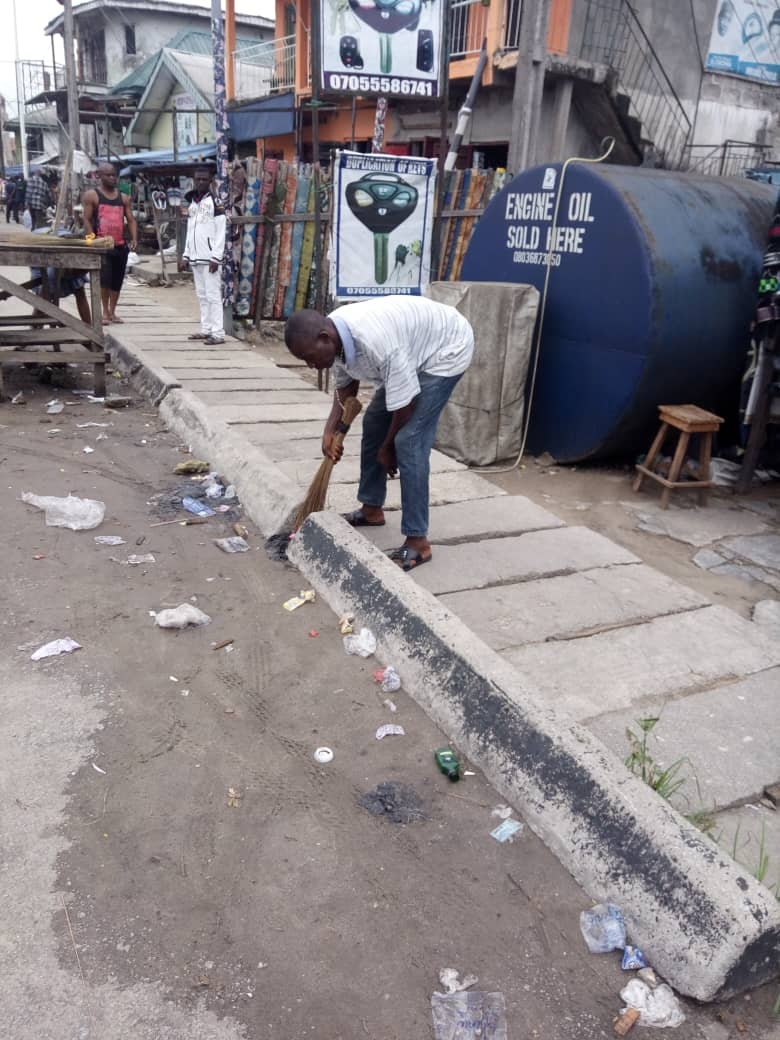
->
xmin=619 ymin=979 xmax=685 ymax=1028
xmin=154 ymin=604 xmax=211 ymax=629
xmin=431 ymin=991 xmax=507 ymax=1040
xmin=31 ymin=637 xmax=82 ymax=661
xmin=343 ymin=627 xmax=377 ymax=657
xmin=579 ymin=902 xmax=626 ymax=953
xmin=23 ymin=492 xmax=106 ymax=531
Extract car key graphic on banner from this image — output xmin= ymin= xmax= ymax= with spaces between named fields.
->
xmin=333 ymin=150 xmax=437 ymax=299
xmin=321 ymin=0 xmax=444 ymax=97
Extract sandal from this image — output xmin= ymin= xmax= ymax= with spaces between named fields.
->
xmin=188 ymin=332 xmax=208 ymax=340
xmin=386 ymin=545 xmax=432 ymax=571
xmin=343 ymin=509 xmax=385 ymax=527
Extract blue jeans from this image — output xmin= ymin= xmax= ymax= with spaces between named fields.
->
xmin=358 ymin=371 xmax=463 ymax=538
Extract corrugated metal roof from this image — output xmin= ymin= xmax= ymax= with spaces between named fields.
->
xmin=110 ymin=30 xmax=260 ymax=96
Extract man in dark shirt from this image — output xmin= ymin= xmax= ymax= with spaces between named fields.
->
xmin=25 ymin=171 xmax=52 ymax=230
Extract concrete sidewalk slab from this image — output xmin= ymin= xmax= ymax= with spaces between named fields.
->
xmin=211 ymin=401 xmax=335 ymax=423
xmin=182 ymin=377 xmax=317 ymax=392
xmin=278 ymin=449 xmax=465 ymax=486
xmin=170 ymin=367 xmax=301 ymax=381
xmin=195 ymin=389 xmax=324 ymax=407
xmin=503 ymin=605 xmax=780 ymax=721
xmin=357 ymin=495 xmax=564 ymax=546
xmin=588 ymin=667 xmax=780 ymax=810
xmin=441 ymin=563 xmax=709 ymax=650
xmin=327 ymin=471 xmax=505 ymax=516
xmin=403 ymin=526 xmax=639 ymax=595
xmin=288 ymin=511 xmax=780 ymax=1002
xmin=240 ymin=420 xmax=348 ymax=444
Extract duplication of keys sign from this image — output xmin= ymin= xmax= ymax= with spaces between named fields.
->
xmin=321 ymin=0 xmax=444 ymax=98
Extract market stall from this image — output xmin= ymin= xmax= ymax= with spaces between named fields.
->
xmin=0 ymin=234 xmax=112 ymax=398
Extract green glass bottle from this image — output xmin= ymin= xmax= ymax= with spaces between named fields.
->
xmin=434 ymin=747 xmax=460 ymax=782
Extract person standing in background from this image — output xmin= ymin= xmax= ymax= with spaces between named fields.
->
xmin=25 ymin=169 xmax=52 ymax=230
xmin=178 ymin=166 xmax=226 ymax=345
xmin=82 ymin=162 xmax=138 ymax=325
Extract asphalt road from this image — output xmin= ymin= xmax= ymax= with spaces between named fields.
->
xmin=0 ymin=360 xmax=775 ymax=1038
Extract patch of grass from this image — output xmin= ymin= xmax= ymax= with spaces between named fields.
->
xmin=624 ymin=716 xmax=695 ymax=804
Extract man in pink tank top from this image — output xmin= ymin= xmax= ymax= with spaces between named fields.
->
xmin=82 ymin=162 xmax=138 ymax=324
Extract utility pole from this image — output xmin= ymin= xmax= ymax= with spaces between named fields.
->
xmin=12 ymin=0 xmax=29 ymax=177
xmin=225 ymin=0 xmax=236 ymax=102
xmin=211 ymin=0 xmax=234 ymax=331
xmin=62 ymin=0 xmax=81 ymax=153
xmin=507 ymin=0 xmax=552 ymax=174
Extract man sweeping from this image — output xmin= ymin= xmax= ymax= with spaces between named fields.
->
xmin=178 ymin=167 xmax=226 ymax=345
xmin=284 ymin=296 xmax=474 ymax=570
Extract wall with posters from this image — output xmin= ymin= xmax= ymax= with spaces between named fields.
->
xmin=332 ymin=151 xmax=437 ymax=299
xmin=705 ymin=0 xmax=780 ymax=83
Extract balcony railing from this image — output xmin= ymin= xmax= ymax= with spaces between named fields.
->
xmin=449 ymin=0 xmax=489 ymax=60
xmin=682 ymin=141 xmax=772 ymax=178
xmin=234 ymin=31 xmax=310 ymax=99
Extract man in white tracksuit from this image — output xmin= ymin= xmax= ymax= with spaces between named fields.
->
xmin=179 ymin=167 xmax=226 ymax=344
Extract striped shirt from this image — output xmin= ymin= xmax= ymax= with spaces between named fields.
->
xmin=331 ymin=296 xmax=474 ymax=411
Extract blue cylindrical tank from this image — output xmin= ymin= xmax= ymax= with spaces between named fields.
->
xmin=460 ymin=163 xmax=776 ymax=461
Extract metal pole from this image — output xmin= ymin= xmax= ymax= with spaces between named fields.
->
xmin=431 ymin=0 xmax=451 ymax=279
xmin=225 ymin=0 xmax=236 ymax=102
xmin=12 ymin=0 xmax=29 ymax=177
xmin=62 ymin=0 xmax=81 ymax=152
xmin=211 ymin=0 xmax=234 ymax=331
xmin=310 ymin=0 xmax=323 ymax=312
xmin=445 ymin=39 xmax=487 ymax=172
xmin=507 ymin=0 xmax=552 ymax=174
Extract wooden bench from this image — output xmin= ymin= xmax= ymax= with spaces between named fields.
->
xmin=633 ymin=404 xmax=724 ymax=509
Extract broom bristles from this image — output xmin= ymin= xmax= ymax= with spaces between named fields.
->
xmin=294 ymin=396 xmax=363 ymax=530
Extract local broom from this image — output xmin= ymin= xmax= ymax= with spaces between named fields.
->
xmin=293 ymin=395 xmax=363 ymax=531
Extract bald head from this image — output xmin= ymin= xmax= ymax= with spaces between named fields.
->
xmin=97 ymin=162 xmax=118 ymax=190
xmin=285 ymin=309 xmax=340 ymax=370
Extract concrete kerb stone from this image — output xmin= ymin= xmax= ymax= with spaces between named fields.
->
xmin=158 ymin=387 xmax=299 ymax=536
xmin=288 ymin=510 xmax=780 ymax=1002
xmin=108 ymin=334 xmax=182 ymax=406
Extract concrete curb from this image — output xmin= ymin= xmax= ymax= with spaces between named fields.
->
xmin=158 ymin=388 xmax=300 ymax=537
xmin=289 ymin=512 xmax=780 ymax=1002
xmin=109 ymin=334 xmax=182 ymax=406
xmin=109 ymin=329 xmax=780 ymax=1001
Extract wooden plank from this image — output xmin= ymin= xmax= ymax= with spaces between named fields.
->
xmin=0 ymin=247 xmax=104 ymax=270
xmin=0 ymin=328 xmax=97 ymax=345
xmin=0 ymin=273 xmax=104 ymax=347
xmin=0 ymin=350 xmax=109 ymax=364
xmin=0 ymin=315 xmax=57 ymax=326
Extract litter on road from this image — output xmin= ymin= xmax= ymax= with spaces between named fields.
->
xmin=434 ymin=747 xmax=460 ymax=781
xmin=23 ymin=492 xmax=106 ymax=531
xmin=77 ymin=422 xmax=112 ymax=429
xmin=126 ymin=553 xmax=156 ymax=565
xmin=375 ymin=723 xmax=405 ymax=740
xmin=622 ymin=946 xmax=649 ymax=970
xmin=373 ymin=665 xmax=401 ymax=692
xmin=214 ymin=536 xmax=249 ymax=553
xmin=31 ymin=637 xmax=82 ymax=661
xmin=92 ymin=763 xmax=107 ymax=775
xmin=439 ymin=969 xmax=478 ymax=994
xmin=431 ymin=989 xmax=507 ymax=1040
xmin=46 ymin=400 xmax=64 ymax=414
xmin=283 ymin=589 xmax=316 ymax=611
xmin=83 ymin=446 xmax=95 ymax=454
xmin=182 ymin=496 xmax=215 ymax=518
xmin=154 ymin=604 xmax=212 ymax=629
xmin=490 ymin=818 xmax=524 ymax=843
xmin=95 ymin=535 xmax=126 ymax=546
xmin=613 ymin=1008 xmax=641 ymax=1036
xmin=174 ymin=459 xmax=210 ymax=475
xmin=343 ymin=627 xmax=377 ymax=657
xmin=339 ymin=613 xmax=355 ymax=635
xmin=227 ymin=787 xmax=242 ymax=808
xmin=360 ymin=781 xmax=425 ymax=823
xmin=383 ymin=698 xmax=397 ymax=713
xmin=619 ymin=979 xmax=685 ymax=1028
xmin=211 ymin=637 xmax=235 ymax=651
xmin=580 ymin=903 xmax=626 ymax=954
xmin=314 ymin=747 xmax=334 ymax=764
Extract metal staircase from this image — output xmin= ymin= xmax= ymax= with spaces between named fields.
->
xmin=578 ymin=0 xmax=692 ymax=169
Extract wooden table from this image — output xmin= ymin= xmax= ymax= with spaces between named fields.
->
xmin=0 ymin=239 xmax=111 ymax=398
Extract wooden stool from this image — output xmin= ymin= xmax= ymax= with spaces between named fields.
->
xmin=633 ymin=404 xmax=724 ymax=509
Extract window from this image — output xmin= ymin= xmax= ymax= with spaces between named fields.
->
xmin=125 ymin=25 xmax=136 ymax=55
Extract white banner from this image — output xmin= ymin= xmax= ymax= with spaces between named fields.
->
xmin=321 ymin=0 xmax=443 ymax=98
xmin=333 ymin=150 xmax=437 ymax=299
xmin=705 ymin=0 xmax=780 ymax=84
